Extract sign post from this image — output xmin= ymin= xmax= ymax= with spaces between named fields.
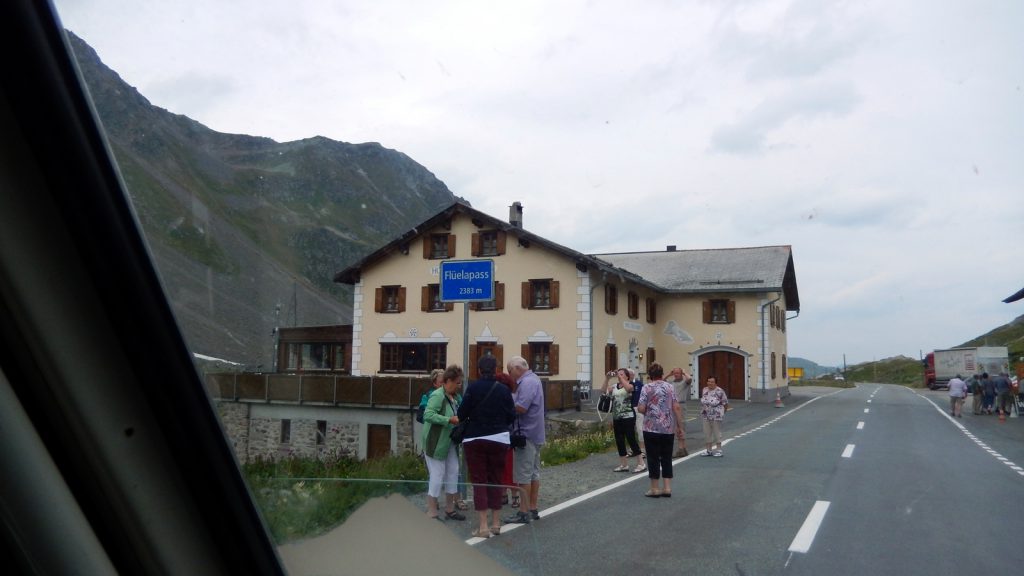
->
xmin=439 ymin=260 xmax=495 ymax=374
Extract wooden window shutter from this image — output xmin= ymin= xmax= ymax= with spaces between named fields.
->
xmin=605 ymin=344 xmax=615 ymax=374
xmin=551 ymin=281 xmax=560 ymax=308
xmin=471 ymin=233 xmax=480 ymax=256
xmin=447 ymin=234 xmax=456 ymax=258
xmin=422 ymin=237 xmax=431 ymax=259
xmin=702 ymin=300 xmax=711 ymax=323
xmin=646 ymin=299 xmax=656 ymax=324
xmin=375 ymin=287 xmax=383 ymax=313
xmin=646 ymin=348 xmax=656 ymax=372
xmin=496 ymin=231 xmax=507 ymax=255
xmin=770 ymin=305 xmax=776 ymax=328
xmin=771 ymin=352 xmax=777 ymax=379
xmin=521 ymin=344 xmax=530 ymax=361
xmin=726 ymin=300 xmax=736 ymax=324
xmin=421 ymin=286 xmax=429 ymax=312
xmin=469 ymin=301 xmax=478 ymax=311
xmin=521 ymin=282 xmax=530 ymax=308
xmin=445 ymin=301 xmax=454 ymax=312
xmin=398 ymin=287 xmax=406 ymax=312
xmin=781 ymin=312 xmax=786 ymax=332
xmin=468 ymin=345 xmax=478 ymax=378
xmin=496 ymin=282 xmax=505 ymax=310
xmin=550 ymin=344 xmax=559 ymax=376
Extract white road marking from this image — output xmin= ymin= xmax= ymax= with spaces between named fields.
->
xmin=864 ymin=408 xmax=870 ymax=413
xmin=857 ymin=422 xmax=865 ymax=430
xmin=841 ymin=444 xmax=855 ymax=458
xmin=789 ymin=500 xmax=831 ymax=553
xmin=916 ymin=391 xmax=1024 ymax=484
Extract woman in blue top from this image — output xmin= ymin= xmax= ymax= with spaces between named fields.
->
xmin=421 ymin=365 xmax=464 ymax=520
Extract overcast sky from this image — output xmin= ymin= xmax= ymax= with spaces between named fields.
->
xmin=54 ymin=0 xmax=1023 ymax=367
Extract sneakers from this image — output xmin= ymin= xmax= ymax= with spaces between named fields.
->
xmin=712 ymin=451 xmax=723 ymax=457
xmin=700 ymin=449 xmax=714 ymax=457
xmin=504 ymin=511 xmax=531 ymax=524
xmin=613 ymin=465 xmax=629 ymax=472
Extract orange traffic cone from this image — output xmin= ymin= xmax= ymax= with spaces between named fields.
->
xmin=775 ymin=392 xmax=784 ymax=408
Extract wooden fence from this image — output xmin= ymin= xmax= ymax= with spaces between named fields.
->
xmin=206 ymin=372 xmax=585 ymax=412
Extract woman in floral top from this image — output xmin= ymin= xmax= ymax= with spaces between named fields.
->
xmin=636 ymin=363 xmax=685 ymax=497
xmin=699 ymin=376 xmax=730 ymax=457
xmin=604 ymin=368 xmax=645 ymax=473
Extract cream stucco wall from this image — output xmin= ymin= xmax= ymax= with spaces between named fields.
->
xmin=352 ymin=214 xmax=584 ymax=378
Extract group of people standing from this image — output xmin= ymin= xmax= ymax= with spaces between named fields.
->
xmin=603 ymin=363 xmax=730 ymax=498
xmin=952 ymin=372 xmax=1019 ymax=417
xmin=418 ymin=355 xmax=546 ymax=539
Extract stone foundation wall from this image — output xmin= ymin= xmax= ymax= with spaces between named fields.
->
xmin=216 ymin=402 xmax=250 ymax=461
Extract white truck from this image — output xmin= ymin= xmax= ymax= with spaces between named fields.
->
xmin=923 ymin=346 xmax=1009 ymax=389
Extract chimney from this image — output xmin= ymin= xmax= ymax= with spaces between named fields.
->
xmin=509 ymin=201 xmax=523 ymax=228
xmin=666 ymin=245 xmax=677 ymax=252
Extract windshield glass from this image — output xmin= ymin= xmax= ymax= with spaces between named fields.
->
xmin=50 ymin=1 xmax=1024 ymax=574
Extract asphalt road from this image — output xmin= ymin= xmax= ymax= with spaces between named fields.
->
xmin=475 ymin=384 xmax=1024 ymax=576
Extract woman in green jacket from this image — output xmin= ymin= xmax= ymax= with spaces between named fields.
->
xmin=421 ymin=364 xmax=465 ymax=520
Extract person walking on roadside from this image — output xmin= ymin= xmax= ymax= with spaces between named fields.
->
xmin=604 ymin=368 xmax=644 ymax=473
xmin=505 ymin=356 xmax=546 ymax=524
xmin=969 ymin=374 xmax=983 ymax=415
xmin=994 ymin=372 xmax=1013 ymax=416
xmin=636 ymin=363 xmax=684 ymax=497
xmin=699 ymin=376 xmax=730 ymax=457
xmin=421 ymin=365 xmax=465 ymax=521
xmin=666 ymin=367 xmax=693 ymax=458
xmin=981 ymin=373 xmax=996 ymax=415
xmin=457 ymin=356 xmax=515 ymax=539
xmin=948 ymin=374 xmax=967 ymax=418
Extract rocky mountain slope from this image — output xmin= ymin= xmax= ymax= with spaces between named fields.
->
xmin=66 ymin=31 xmax=455 ymax=366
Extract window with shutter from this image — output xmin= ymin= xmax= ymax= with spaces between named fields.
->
xmin=379 ymin=285 xmax=403 ymax=313
xmin=707 ymin=299 xmax=733 ymax=324
xmin=525 ymin=343 xmax=558 ymax=375
xmin=474 ymin=281 xmax=504 ymax=311
xmin=771 ymin=352 xmax=777 ymax=379
xmin=605 ymin=284 xmax=618 ymax=315
xmin=523 ymin=279 xmax=558 ymax=309
xmin=423 ymin=284 xmax=451 ymax=312
xmin=605 ymin=344 xmax=617 ymax=374
xmin=380 ymin=343 xmax=447 ymax=373
xmin=425 ymin=233 xmax=455 ymax=259
xmin=646 ymin=348 xmax=656 ymax=372
xmin=628 ymin=291 xmax=639 ymax=319
xmin=645 ymin=298 xmax=657 ymax=324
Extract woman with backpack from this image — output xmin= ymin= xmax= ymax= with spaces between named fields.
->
xmin=604 ymin=368 xmax=645 ymax=473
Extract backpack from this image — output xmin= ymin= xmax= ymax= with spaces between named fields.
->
xmin=416 ymin=393 xmax=429 ymax=423
xmin=630 ymin=378 xmax=643 ymax=407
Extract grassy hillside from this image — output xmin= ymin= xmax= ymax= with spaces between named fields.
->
xmin=959 ymin=314 xmax=1024 ymax=374
xmin=843 ymin=356 xmax=923 ymax=386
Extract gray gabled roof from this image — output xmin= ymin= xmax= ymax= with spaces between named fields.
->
xmin=594 ymin=246 xmax=800 ymax=311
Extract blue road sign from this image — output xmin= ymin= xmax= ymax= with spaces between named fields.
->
xmin=440 ymin=259 xmax=494 ymax=302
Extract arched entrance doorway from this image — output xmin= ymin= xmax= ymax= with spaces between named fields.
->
xmin=695 ymin=348 xmax=748 ymax=400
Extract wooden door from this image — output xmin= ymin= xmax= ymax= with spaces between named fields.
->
xmin=367 ymin=424 xmax=391 ymax=459
xmin=698 ymin=351 xmax=746 ymax=400
xmin=468 ymin=344 xmax=503 ymax=380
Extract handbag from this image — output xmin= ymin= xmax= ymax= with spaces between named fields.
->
xmin=450 ymin=381 xmax=499 ymax=445
xmin=597 ymin=393 xmax=613 ymax=413
xmin=510 ymin=415 xmax=528 ymax=448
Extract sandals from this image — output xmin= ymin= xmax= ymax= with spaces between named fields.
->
xmin=632 ymin=464 xmax=647 ymax=473
xmin=472 ymin=529 xmax=492 ymax=539
xmin=510 ymin=495 xmax=521 ymax=508
xmin=455 ymin=499 xmax=469 ymax=510
xmin=644 ymin=490 xmax=661 ymax=498
xmin=613 ymin=465 xmax=629 ymax=472
xmin=490 ymin=526 xmax=502 ymax=536
xmin=445 ymin=510 xmax=466 ymax=521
